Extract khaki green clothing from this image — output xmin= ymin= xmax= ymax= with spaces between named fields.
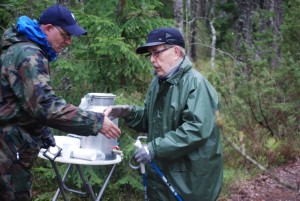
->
xmin=0 ymin=126 xmax=36 ymax=201
xmin=126 ymin=57 xmax=223 ymax=201
xmin=0 ymin=18 xmax=104 ymax=200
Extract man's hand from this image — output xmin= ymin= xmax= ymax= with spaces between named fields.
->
xmin=135 ymin=145 xmax=152 ymax=164
xmin=105 ymin=105 xmax=132 ymax=120
xmin=100 ymin=116 xmax=121 ymax=139
xmin=41 ymin=127 xmax=56 ymax=149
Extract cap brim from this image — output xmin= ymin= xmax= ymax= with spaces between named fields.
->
xmin=63 ymin=25 xmax=87 ymax=36
xmin=136 ymin=42 xmax=166 ymax=54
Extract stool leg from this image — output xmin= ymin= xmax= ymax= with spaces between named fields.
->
xmin=76 ymin=165 xmax=96 ymax=200
xmin=50 ymin=161 xmax=72 ymax=201
xmin=96 ymin=164 xmax=116 ymax=201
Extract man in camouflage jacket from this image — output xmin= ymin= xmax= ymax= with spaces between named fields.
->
xmin=0 ymin=5 xmax=121 ymax=200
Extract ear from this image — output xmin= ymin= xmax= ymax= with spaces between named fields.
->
xmin=41 ymin=24 xmax=53 ymax=36
xmin=174 ymin=46 xmax=181 ymax=58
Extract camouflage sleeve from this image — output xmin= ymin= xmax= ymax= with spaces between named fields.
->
xmin=9 ymin=42 xmax=103 ymax=136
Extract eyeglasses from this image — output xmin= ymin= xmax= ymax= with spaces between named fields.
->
xmin=146 ymin=46 xmax=174 ymax=58
xmin=54 ymin=26 xmax=72 ymax=41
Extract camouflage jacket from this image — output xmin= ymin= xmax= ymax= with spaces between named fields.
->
xmin=0 ymin=19 xmax=103 ymax=137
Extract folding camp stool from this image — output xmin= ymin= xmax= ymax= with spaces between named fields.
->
xmin=38 ymin=151 xmax=122 ymax=201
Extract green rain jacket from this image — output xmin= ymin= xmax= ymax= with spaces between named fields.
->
xmin=126 ymin=57 xmax=223 ymax=201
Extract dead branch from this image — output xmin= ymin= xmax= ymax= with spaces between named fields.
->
xmin=215 ymin=111 xmax=298 ymax=191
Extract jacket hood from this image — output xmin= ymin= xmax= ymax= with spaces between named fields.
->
xmin=1 ymin=16 xmax=57 ymax=62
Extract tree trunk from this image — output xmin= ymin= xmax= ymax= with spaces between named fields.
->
xmin=189 ymin=0 xmax=200 ymax=61
xmin=209 ymin=0 xmax=216 ymax=69
xmin=173 ymin=0 xmax=184 ymax=35
xmin=235 ymin=0 xmax=254 ymax=75
xmin=235 ymin=0 xmax=284 ymax=69
xmin=260 ymin=0 xmax=284 ymax=69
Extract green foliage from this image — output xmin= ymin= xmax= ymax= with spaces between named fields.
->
xmin=51 ymin=0 xmax=172 ymax=97
xmin=215 ymin=0 xmax=238 ymax=52
xmin=32 ymin=159 xmax=60 ymax=200
xmin=210 ymin=0 xmax=300 ymax=171
xmin=281 ymin=0 xmax=300 ymax=62
xmin=277 ymin=1 xmax=300 ymax=139
xmin=5 ymin=0 xmax=300 ymax=200
xmin=266 ymin=137 xmax=281 ymax=151
xmin=0 ymin=2 xmax=14 ymax=32
xmin=0 ymin=0 xmax=56 ymax=34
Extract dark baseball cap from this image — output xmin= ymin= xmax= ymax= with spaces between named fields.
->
xmin=136 ymin=27 xmax=185 ymax=54
xmin=39 ymin=4 xmax=87 ymax=36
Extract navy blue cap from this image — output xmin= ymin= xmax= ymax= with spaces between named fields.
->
xmin=39 ymin=5 xmax=87 ymax=36
xmin=136 ymin=27 xmax=185 ymax=54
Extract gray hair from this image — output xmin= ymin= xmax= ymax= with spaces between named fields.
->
xmin=165 ymin=44 xmax=185 ymax=57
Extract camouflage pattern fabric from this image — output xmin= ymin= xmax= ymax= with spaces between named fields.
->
xmin=0 ymin=26 xmax=104 ymax=135
xmin=0 ymin=22 xmax=105 ymax=200
xmin=0 ymin=126 xmax=38 ymax=201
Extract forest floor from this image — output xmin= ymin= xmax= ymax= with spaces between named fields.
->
xmin=220 ymin=157 xmax=300 ymax=201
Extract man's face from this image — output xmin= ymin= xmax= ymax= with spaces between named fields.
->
xmin=43 ymin=24 xmax=72 ymax=53
xmin=147 ymin=45 xmax=180 ymax=77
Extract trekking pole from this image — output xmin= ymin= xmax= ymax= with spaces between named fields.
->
xmin=133 ymin=136 xmax=183 ymax=201
xmin=150 ymin=161 xmax=183 ymax=201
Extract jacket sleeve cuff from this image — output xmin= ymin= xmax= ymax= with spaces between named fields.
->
xmin=124 ymin=105 xmax=135 ymax=122
xmin=147 ymin=142 xmax=155 ymax=159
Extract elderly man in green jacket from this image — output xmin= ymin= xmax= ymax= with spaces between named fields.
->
xmin=108 ymin=27 xmax=223 ymax=201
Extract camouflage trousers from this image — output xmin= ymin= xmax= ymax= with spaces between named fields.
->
xmin=0 ymin=126 xmax=41 ymax=201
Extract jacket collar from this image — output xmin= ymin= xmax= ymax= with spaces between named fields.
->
xmin=162 ymin=56 xmax=192 ymax=85
xmin=16 ymin=16 xmax=58 ymax=62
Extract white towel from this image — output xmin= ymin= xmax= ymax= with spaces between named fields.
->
xmin=71 ymin=148 xmax=97 ymax=161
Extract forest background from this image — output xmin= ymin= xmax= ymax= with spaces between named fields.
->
xmin=0 ymin=0 xmax=299 ymax=200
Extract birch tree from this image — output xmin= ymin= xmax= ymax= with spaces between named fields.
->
xmin=209 ymin=0 xmax=216 ymax=69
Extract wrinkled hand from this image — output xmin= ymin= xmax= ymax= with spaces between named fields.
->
xmin=105 ymin=105 xmax=132 ymax=120
xmin=135 ymin=145 xmax=152 ymax=164
xmin=100 ymin=116 xmax=121 ymax=139
xmin=41 ymin=127 xmax=56 ymax=149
